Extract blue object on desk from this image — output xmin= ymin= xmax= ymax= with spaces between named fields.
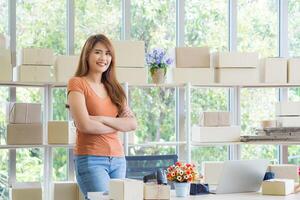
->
xmin=263 ymin=172 xmax=275 ymax=180
xmin=190 ymin=183 xmax=210 ymax=195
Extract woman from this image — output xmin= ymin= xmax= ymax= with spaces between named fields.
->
xmin=67 ymin=34 xmax=137 ymax=199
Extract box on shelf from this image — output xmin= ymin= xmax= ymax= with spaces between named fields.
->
xmin=172 ymin=68 xmax=214 ymax=84
xmin=268 ymin=164 xmax=299 ymax=183
xmin=7 ymin=102 xmax=42 ymax=124
xmin=275 ymin=102 xmax=300 ymax=116
xmin=109 ymin=179 xmax=144 ymax=200
xmin=10 ymin=186 xmax=42 ymax=200
xmin=18 ymin=48 xmax=54 ymax=65
xmin=7 ymin=123 xmax=43 ymax=145
xmin=260 ymin=58 xmax=287 ymax=83
xmin=144 ymin=183 xmax=170 ymax=200
xmin=276 ymin=116 xmax=300 ymax=127
xmin=52 ymin=182 xmax=84 ymax=200
xmin=112 ymin=40 xmax=145 ymax=68
xmin=175 ymin=47 xmax=210 ymax=68
xmin=191 ymin=126 xmax=240 ymax=143
xmin=213 ymin=52 xmax=259 ymax=68
xmin=262 ymin=179 xmax=295 ymax=196
xmin=48 ymin=121 xmax=76 ymax=144
xmin=116 ymin=68 xmax=148 ymax=84
xmin=0 ymin=34 xmax=6 ymax=48
xmin=288 ymin=58 xmax=300 ymax=83
xmin=55 ymin=55 xmax=79 ymax=83
xmin=15 ymin=65 xmax=55 ymax=82
xmin=215 ymin=68 xmax=259 ymax=84
xmin=0 ymin=48 xmax=12 ymax=81
xmin=199 ymin=112 xmax=230 ymax=127
xmin=202 ymin=161 xmax=224 ymax=185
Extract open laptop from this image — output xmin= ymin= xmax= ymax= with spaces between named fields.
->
xmin=211 ymin=159 xmax=269 ymax=194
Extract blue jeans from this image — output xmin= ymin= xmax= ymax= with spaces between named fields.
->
xmin=74 ymin=155 xmax=126 ymax=200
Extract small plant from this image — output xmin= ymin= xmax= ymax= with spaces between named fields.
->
xmin=166 ymin=161 xmax=198 ymax=183
xmin=146 ymin=48 xmax=173 ymax=76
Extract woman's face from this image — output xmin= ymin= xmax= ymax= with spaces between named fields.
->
xmin=87 ymin=42 xmax=112 ymax=74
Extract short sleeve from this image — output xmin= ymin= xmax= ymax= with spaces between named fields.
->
xmin=119 ymin=104 xmax=135 ymax=118
xmin=67 ymin=77 xmax=85 ymax=95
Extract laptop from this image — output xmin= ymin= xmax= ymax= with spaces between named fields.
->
xmin=211 ymin=159 xmax=269 ymax=194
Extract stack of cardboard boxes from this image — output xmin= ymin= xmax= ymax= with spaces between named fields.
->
xmin=0 ymin=34 xmax=12 ymax=82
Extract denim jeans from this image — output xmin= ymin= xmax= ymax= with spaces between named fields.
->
xmin=74 ymin=155 xmax=126 ymax=200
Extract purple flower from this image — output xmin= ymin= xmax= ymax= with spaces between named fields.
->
xmin=146 ymin=48 xmax=173 ymax=69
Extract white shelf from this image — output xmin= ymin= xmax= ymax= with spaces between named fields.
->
xmin=0 ymin=144 xmax=75 ymax=149
xmin=191 ymin=140 xmax=300 ymax=146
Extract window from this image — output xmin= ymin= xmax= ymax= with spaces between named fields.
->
xmin=288 ymin=145 xmax=300 ymax=165
xmin=0 ymin=0 xmax=8 ymax=35
xmin=0 ymin=87 xmax=9 ymax=145
xmin=241 ymin=144 xmax=279 ymax=163
xmin=288 ymin=0 xmax=300 ymax=56
xmin=0 ymin=150 xmax=8 ymax=199
xmin=288 ymin=87 xmax=300 ymax=101
xmin=128 ymin=146 xmax=175 ymax=156
xmin=185 ymin=0 xmax=228 ymax=51
xmin=237 ymin=0 xmax=279 ymax=57
xmin=74 ymin=0 xmax=122 ymax=54
xmin=52 ymin=88 xmax=68 ymax=121
xmin=52 ymin=148 xmax=67 ymax=181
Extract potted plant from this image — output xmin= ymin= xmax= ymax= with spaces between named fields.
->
xmin=146 ymin=48 xmax=173 ymax=84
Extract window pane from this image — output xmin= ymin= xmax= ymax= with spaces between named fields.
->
xmin=52 ymin=147 xmax=67 ymax=181
xmin=241 ymin=144 xmax=279 ymax=163
xmin=0 ymin=150 xmax=8 ymax=199
xmin=288 ymin=0 xmax=300 ymax=56
xmin=16 ymin=0 xmax=66 ymax=54
xmin=288 ymin=145 xmax=300 ymax=164
xmin=16 ymin=148 xmax=43 ymax=182
xmin=129 ymin=87 xmax=175 ymax=145
xmin=16 ymin=87 xmax=43 ymax=103
xmin=0 ymin=87 xmax=9 ymax=145
xmin=288 ymin=87 xmax=300 ymax=101
xmin=0 ymin=0 xmax=8 ymax=35
xmin=185 ymin=0 xmax=228 ymax=50
xmin=52 ymin=88 xmax=67 ymax=121
xmin=131 ymin=0 xmax=176 ymax=52
xmin=128 ymin=146 xmax=175 ymax=156
xmin=74 ymin=0 xmax=121 ymax=54
xmin=237 ymin=0 xmax=279 ymax=57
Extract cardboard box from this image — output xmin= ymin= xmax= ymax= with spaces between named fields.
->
xmin=268 ymin=164 xmax=299 ymax=182
xmin=260 ymin=58 xmax=287 ymax=83
xmin=55 ymin=55 xmax=79 ymax=83
xmin=192 ymin=126 xmax=240 ymax=143
xmin=18 ymin=48 xmax=54 ymax=65
xmin=0 ymin=34 xmax=6 ymax=48
xmin=109 ymin=179 xmax=144 ymax=200
xmin=0 ymin=48 xmax=12 ymax=81
xmin=10 ymin=187 xmax=42 ymax=200
xmin=48 ymin=121 xmax=76 ymax=144
xmin=7 ymin=123 xmax=43 ymax=145
xmin=52 ymin=182 xmax=84 ymax=200
xmin=275 ymin=102 xmax=300 ymax=116
xmin=199 ymin=112 xmax=230 ymax=127
xmin=7 ymin=102 xmax=42 ymax=124
xmin=116 ymin=68 xmax=148 ymax=84
xmin=214 ymin=52 xmax=258 ymax=68
xmin=173 ymin=68 xmax=214 ymax=84
xmin=144 ymin=183 xmax=170 ymax=199
xmin=17 ymin=65 xmax=54 ymax=82
xmin=276 ymin=116 xmax=300 ymax=127
xmin=202 ymin=161 xmax=224 ymax=185
xmin=215 ymin=68 xmax=259 ymax=84
xmin=262 ymin=179 xmax=295 ymax=196
xmin=176 ymin=47 xmax=210 ymax=68
xmin=112 ymin=41 xmax=145 ymax=68
xmin=288 ymin=58 xmax=300 ymax=83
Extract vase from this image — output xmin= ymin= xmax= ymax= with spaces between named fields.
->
xmin=151 ymin=68 xmax=166 ymax=84
xmin=174 ymin=182 xmax=190 ymax=197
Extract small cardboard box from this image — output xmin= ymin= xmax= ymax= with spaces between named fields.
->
xmin=276 ymin=116 xmax=300 ymax=127
xmin=202 ymin=161 xmax=224 ymax=185
xmin=173 ymin=68 xmax=214 ymax=84
xmin=7 ymin=123 xmax=43 ymax=145
xmin=215 ymin=68 xmax=259 ymax=84
xmin=18 ymin=48 xmax=54 ymax=65
xmin=0 ymin=48 xmax=12 ymax=81
xmin=17 ymin=65 xmax=54 ymax=82
xmin=112 ymin=40 xmax=145 ymax=68
xmin=275 ymin=102 xmax=300 ymax=116
xmin=7 ymin=102 xmax=42 ymax=124
xmin=260 ymin=58 xmax=287 ymax=83
xmin=10 ymin=186 xmax=42 ymax=200
xmin=52 ymin=182 xmax=83 ymax=200
xmin=55 ymin=55 xmax=79 ymax=83
xmin=199 ymin=112 xmax=230 ymax=127
xmin=214 ymin=52 xmax=259 ymax=68
xmin=262 ymin=179 xmax=295 ymax=196
xmin=144 ymin=183 xmax=170 ymax=200
xmin=48 ymin=121 xmax=76 ymax=144
xmin=109 ymin=179 xmax=144 ymax=200
xmin=288 ymin=58 xmax=300 ymax=83
xmin=176 ymin=47 xmax=210 ymax=68
xmin=192 ymin=126 xmax=240 ymax=143
xmin=116 ymin=68 xmax=148 ymax=84
xmin=0 ymin=34 xmax=6 ymax=48
xmin=268 ymin=164 xmax=299 ymax=183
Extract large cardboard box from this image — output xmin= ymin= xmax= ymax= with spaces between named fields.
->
xmin=192 ymin=126 xmax=240 ymax=143
xmin=173 ymin=68 xmax=214 ymax=84
xmin=18 ymin=48 xmax=54 ymax=65
xmin=0 ymin=34 xmax=6 ymax=48
xmin=268 ymin=164 xmax=299 ymax=182
xmin=215 ymin=68 xmax=259 ymax=84
xmin=199 ymin=112 xmax=230 ymax=127
xmin=262 ymin=179 xmax=295 ymax=196
xmin=144 ymin=183 xmax=170 ymax=200
xmin=17 ymin=65 xmax=54 ymax=82
xmin=109 ymin=179 xmax=143 ymax=200
xmin=276 ymin=116 xmax=300 ymax=127
xmin=214 ymin=52 xmax=259 ymax=68
xmin=55 ymin=55 xmax=79 ymax=83
xmin=202 ymin=161 xmax=224 ymax=185
xmin=112 ymin=41 xmax=145 ymax=68
xmin=275 ymin=102 xmax=300 ymax=116
xmin=48 ymin=121 xmax=76 ymax=144
xmin=260 ymin=58 xmax=287 ymax=83
xmin=52 ymin=182 xmax=84 ymax=200
xmin=176 ymin=47 xmax=210 ymax=68
xmin=116 ymin=68 xmax=148 ymax=84
xmin=7 ymin=102 xmax=42 ymax=124
xmin=0 ymin=48 xmax=12 ymax=81
xmin=10 ymin=186 xmax=42 ymax=200
xmin=288 ymin=58 xmax=300 ymax=83
xmin=7 ymin=123 xmax=43 ymax=145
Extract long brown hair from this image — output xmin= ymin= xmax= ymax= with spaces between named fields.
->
xmin=74 ymin=34 xmax=126 ymax=115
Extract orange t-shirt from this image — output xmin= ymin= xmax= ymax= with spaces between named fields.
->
xmin=67 ymin=77 xmax=124 ymax=157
